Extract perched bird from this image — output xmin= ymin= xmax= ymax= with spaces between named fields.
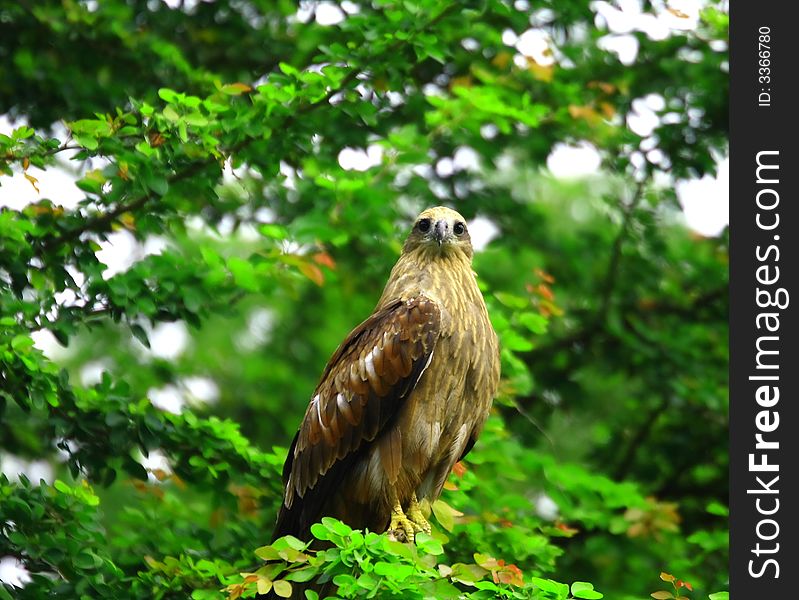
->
xmin=273 ymin=206 xmax=500 ymax=544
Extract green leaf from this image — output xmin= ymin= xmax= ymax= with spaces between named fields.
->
xmin=141 ymin=169 xmax=169 ymax=196
xmin=227 ymin=257 xmax=259 ymax=292
xmin=53 ymin=479 xmax=72 ymax=494
xmin=162 ymin=105 xmax=180 ymax=122
xmin=321 ymin=517 xmax=352 ymax=537
xmin=415 ymin=532 xmax=443 ymax=555
xmin=130 ymin=324 xmax=150 ymax=348
xmin=11 ymin=334 xmax=34 ymax=352
xmin=374 ymin=561 xmax=414 ymax=580
xmin=272 ymin=580 xmax=292 ymax=598
xmin=285 ymin=567 xmax=317 ymax=583
xmin=572 ymin=580 xmax=603 ymax=599
xmin=518 ymin=312 xmax=549 ymax=334
xmin=708 ymin=594 xmax=729 ymax=600
xmin=432 ymin=499 xmax=461 ymax=532
xmin=259 ymin=223 xmax=288 ymax=240
xmin=706 ymin=501 xmax=728 ymax=517
xmin=75 ymin=169 xmax=107 ymax=194
xmin=254 ymin=545 xmax=280 ymax=561
xmin=310 ymin=523 xmax=330 ymax=541
xmin=158 ymin=88 xmax=181 ymax=103
xmin=494 ymin=292 xmax=528 ymax=309
xmin=532 ymin=577 xmax=569 ymax=596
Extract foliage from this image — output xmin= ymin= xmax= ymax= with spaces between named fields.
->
xmin=1 ymin=1 xmax=727 ymax=599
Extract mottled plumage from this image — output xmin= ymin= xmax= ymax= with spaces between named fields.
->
xmin=273 ymin=206 xmax=500 ymax=543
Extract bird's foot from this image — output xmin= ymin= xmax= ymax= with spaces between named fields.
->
xmin=388 ymin=503 xmax=418 ymax=543
xmin=407 ymin=493 xmax=431 ymax=535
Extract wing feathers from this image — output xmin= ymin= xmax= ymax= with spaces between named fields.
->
xmin=379 ymin=426 xmax=403 ymax=484
xmin=277 ymin=296 xmax=440 ymax=534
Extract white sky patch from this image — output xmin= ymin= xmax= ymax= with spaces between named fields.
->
xmin=660 ymin=0 xmax=701 ymax=30
xmin=468 ymin=216 xmax=500 ymax=252
xmin=0 ymin=163 xmax=84 ymax=211
xmin=461 ymin=37 xmax=480 ymax=51
xmin=143 ymin=235 xmax=169 ymax=256
xmin=546 ymin=142 xmax=602 ymax=178
xmin=637 ymin=12 xmax=670 ymax=40
xmin=0 ymin=556 xmax=31 ymax=588
xmin=338 ymin=146 xmax=383 ymax=171
xmin=597 ymin=33 xmax=639 ymax=65
xmin=644 ymin=93 xmax=666 ymax=112
xmin=95 ymin=231 xmax=139 ymax=278
xmin=146 ymin=321 xmax=189 ymax=360
xmin=453 ymin=146 xmax=481 ymax=172
xmin=516 ymin=28 xmax=555 ymax=66
xmin=480 ymin=124 xmax=499 ymax=140
xmin=162 ymin=0 xmax=201 ymax=9
xmin=502 ymin=29 xmax=519 ymax=46
xmin=31 ymin=329 xmax=69 ymax=361
xmin=279 ymin=161 xmax=297 ymax=189
xmin=0 ymin=118 xmax=85 ymax=211
xmin=341 ymin=1 xmax=360 ymax=14
xmin=592 ymin=0 xmax=701 ymax=39
xmin=627 ymin=98 xmax=660 ymax=137
xmin=0 ymin=455 xmax=54 ymax=484
xmin=315 ymin=2 xmax=345 ymax=26
xmin=534 ymin=492 xmax=559 ymax=521
xmin=139 ymin=448 xmax=172 ymax=483
xmin=148 ymin=385 xmax=185 ymax=413
xmin=435 ymin=158 xmax=454 ymax=178
xmin=182 ymin=376 xmax=220 ymax=404
xmin=677 ymin=155 xmax=729 ymax=237
xmin=80 ymin=360 xmax=110 ymax=386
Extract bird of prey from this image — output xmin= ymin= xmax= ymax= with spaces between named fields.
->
xmin=273 ymin=206 xmax=500 ymax=544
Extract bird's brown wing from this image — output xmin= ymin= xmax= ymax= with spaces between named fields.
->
xmin=273 ymin=295 xmax=440 ymax=540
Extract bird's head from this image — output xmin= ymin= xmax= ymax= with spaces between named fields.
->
xmin=402 ymin=206 xmax=473 ymax=259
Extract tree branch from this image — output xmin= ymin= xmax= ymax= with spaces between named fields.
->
xmin=37 ymin=6 xmax=456 ymax=254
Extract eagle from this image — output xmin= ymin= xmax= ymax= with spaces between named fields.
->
xmin=273 ymin=206 xmax=500 ymax=544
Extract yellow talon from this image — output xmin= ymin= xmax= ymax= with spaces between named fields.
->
xmin=407 ymin=493 xmax=431 ymax=535
xmin=388 ymin=501 xmax=417 ymax=543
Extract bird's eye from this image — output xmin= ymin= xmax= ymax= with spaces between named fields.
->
xmin=417 ymin=218 xmax=431 ymax=233
xmin=453 ymin=222 xmax=466 ymax=236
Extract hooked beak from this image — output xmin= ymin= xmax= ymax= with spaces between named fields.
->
xmin=432 ymin=220 xmax=449 ymax=245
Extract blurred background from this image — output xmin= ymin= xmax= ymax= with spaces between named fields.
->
xmin=1 ymin=0 xmax=728 ymax=598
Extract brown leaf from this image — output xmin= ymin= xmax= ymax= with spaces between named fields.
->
xmin=497 ymin=563 xmax=524 ymax=587
xmin=450 ymin=75 xmax=473 ymax=89
xmin=588 ymin=81 xmax=617 ymax=94
xmin=492 ymin=51 xmax=512 ymax=69
xmin=24 ymin=172 xmax=40 ymax=193
xmin=298 ymin=261 xmax=324 ymax=286
xmin=148 ymin=132 xmax=166 ymax=147
xmin=527 ymin=59 xmax=554 ymax=83
xmin=568 ymin=105 xmax=602 ymax=124
xmin=313 ymin=251 xmax=336 ymax=269
xmin=667 ymin=8 xmax=690 ymax=18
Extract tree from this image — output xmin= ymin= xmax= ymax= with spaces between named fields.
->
xmin=1 ymin=1 xmax=728 ymax=598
